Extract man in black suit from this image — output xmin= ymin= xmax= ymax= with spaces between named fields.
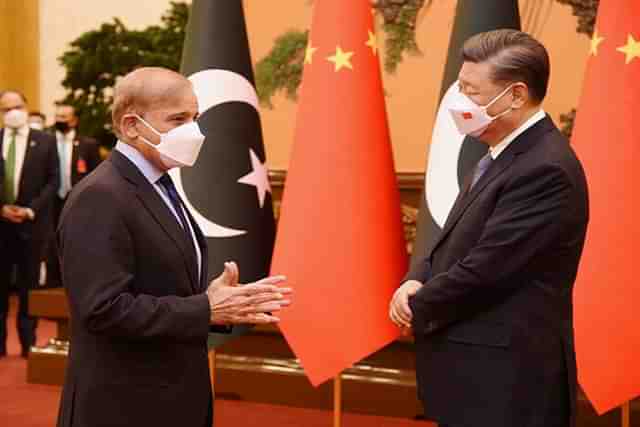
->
xmin=0 ymin=90 xmax=59 ymax=357
xmin=56 ymin=67 xmax=291 ymax=427
xmin=45 ymin=103 xmax=101 ymax=287
xmin=390 ymin=30 xmax=589 ymax=427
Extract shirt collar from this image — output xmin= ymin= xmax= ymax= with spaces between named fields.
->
xmin=57 ymin=129 xmax=76 ymax=143
xmin=115 ymin=141 xmax=164 ymax=184
xmin=5 ymin=124 xmax=30 ymax=138
xmin=489 ymin=109 xmax=546 ymax=159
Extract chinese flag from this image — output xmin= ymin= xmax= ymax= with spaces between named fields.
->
xmin=573 ymin=0 xmax=640 ymax=414
xmin=271 ymin=1 xmax=408 ymax=386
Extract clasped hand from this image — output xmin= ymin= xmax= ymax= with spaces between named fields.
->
xmin=207 ymin=261 xmax=292 ymax=325
xmin=1 ymin=205 xmax=31 ymax=223
xmin=389 ymin=280 xmax=422 ymax=333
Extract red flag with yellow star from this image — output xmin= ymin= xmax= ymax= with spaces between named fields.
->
xmin=573 ymin=0 xmax=640 ymax=414
xmin=271 ymin=1 xmax=407 ymax=386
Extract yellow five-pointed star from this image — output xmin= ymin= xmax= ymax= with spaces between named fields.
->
xmin=366 ymin=30 xmax=378 ymax=55
xmin=617 ymin=34 xmax=640 ymax=64
xmin=590 ymin=29 xmax=605 ymax=56
xmin=327 ymin=46 xmax=354 ymax=71
xmin=305 ymin=44 xmax=318 ymax=64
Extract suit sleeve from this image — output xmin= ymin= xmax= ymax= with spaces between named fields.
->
xmin=403 ymin=257 xmax=432 ymax=284
xmin=411 ymin=163 xmax=573 ymax=324
xmin=28 ymin=134 xmax=59 ymax=214
xmin=59 ymin=184 xmax=211 ymax=343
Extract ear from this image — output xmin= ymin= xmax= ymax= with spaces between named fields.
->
xmin=120 ymin=115 xmax=140 ymax=140
xmin=511 ymin=83 xmax=529 ymax=109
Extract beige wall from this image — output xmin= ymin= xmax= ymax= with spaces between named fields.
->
xmin=0 ymin=0 xmax=40 ymax=108
xmin=35 ymin=0 xmax=590 ymax=173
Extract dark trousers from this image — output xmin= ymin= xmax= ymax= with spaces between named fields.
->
xmin=0 ymin=229 xmax=41 ymax=354
xmin=45 ymin=197 xmax=65 ymax=288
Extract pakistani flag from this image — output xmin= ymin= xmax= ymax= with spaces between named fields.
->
xmin=173 ymin=0 xmax=275 ymax=346
xmin=411 ymin=0 xmax=521 ymax=265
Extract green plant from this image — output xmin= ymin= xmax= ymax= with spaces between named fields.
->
xmin=555 ymin=0 xmax=598 ymax=37
xmin=58 ymin=2 xmax=188 ymax=146
xmin=375 ymin=0 xmax=429 ymax=73
xmin=255 ymin=31 xmax=308 ymax=108
xmin=555 ymin=0 xmax=599 ymax=137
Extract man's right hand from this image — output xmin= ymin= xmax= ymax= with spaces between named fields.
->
xmin=389 ymin=280 xmax=423 ymax=329
xmin=1 ymin=205 xmax=25 ymax=223
xmin=207 ymin=262 xmax=292 ymax=325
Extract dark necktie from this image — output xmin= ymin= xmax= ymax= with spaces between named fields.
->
xmin=469 ymin=152 xmax=494 ymax=192
xmin=157 ymin=173 xmax=195 ymax=243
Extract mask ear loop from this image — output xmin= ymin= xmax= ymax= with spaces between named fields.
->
xmin=483 ymin=83 xmax=516 ymax=110
xmin=484 ymin=84 xmax=518 ymax=120
xmin=131 ymin=114 xmax=163 ymax=137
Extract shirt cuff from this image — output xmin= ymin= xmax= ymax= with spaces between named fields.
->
xmin=25 ymin=208 xmax=35 ymax=220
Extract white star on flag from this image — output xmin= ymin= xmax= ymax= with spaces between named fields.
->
xmin=237 ymin=149 xmax=272 ymax=208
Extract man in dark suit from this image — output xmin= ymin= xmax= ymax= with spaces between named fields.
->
xmin=0 ymin=90 xmax=59 ymax=357
xmin=56 ymin=67 xmax=291 ymax=427
xmin=45 ymin=103 xmax=101 ymax=288
xmin=390 ymin=30 xmax=589 ymax=427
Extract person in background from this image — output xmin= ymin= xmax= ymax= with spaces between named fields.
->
xmin=28 ymin=111 xmax=46 ymax=131
xmin=44 ymin=103 xmax=101 ymax=288
xmin=0 ymin=90 xmax=59 ymax=358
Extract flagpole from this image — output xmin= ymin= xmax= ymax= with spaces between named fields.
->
xmin=208 ymin=350 xmax=217 ymax=387
xmin=333 ymin=373 xmax=343 ymax=427
xmin=621 ymin=401 xmax=630 ymax=427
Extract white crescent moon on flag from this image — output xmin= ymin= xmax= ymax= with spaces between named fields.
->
xmin=169 ymin=69 xmax=260 ymax=238
xmin=425 ymin=82 xmax=466 ymax=228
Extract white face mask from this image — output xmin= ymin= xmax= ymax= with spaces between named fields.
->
xmin=449 ymin=83 xmax=515 ymax=137
xmin=3 ymin=109 xmax=28 ymax=129
xmin=133 ymin=114 xmax=205 ymax=169
xmin=29 ymin=122 xmax=44 ymax=131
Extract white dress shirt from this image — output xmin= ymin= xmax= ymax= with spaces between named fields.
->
xmin=2 ymin=124 xmax=30 ymax=199
xmin=115 ymin=141 xmax=202 ymax=279
xmin=489 ymin=109 xmax=546 ymax=160
xmin=57 ymin=129 xmax=76 ymax=198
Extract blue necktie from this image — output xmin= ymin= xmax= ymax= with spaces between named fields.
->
xmin=157 ymin=174 xmax=194 ymax=240
xmin=469 ymin=152 xmax=494 ymax=191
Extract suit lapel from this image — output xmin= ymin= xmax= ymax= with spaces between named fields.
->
xmin=429 ymin=116 xmax=557 ymax=256
xmin=430 ymin=151 xmax=516 ymax=255
xmin=18 ymin=130 xmax=36 ymax=198
xmin=184 ymin=206 xmax=209 ymax=291
xmin=71 ymin=141 xmax=80 ymax=185
xmin=110 ymin=150 xmax=200 ymax=292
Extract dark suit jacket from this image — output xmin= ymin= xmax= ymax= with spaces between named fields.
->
xmin=406 ymin=117 xmax=589 ymax=427
xmin=0 ymin=128 xmax=59 ymax=249
xmin=69 ymin=136 xmax=101 ymax=188
xmin=57 ymin=150 xmax=215 ymax=427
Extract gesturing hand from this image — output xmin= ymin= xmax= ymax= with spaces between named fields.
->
xmin=389 ymin=280 xmax=422 ymax=329
xmin=207 ymin=262 xmax=292 ymax=325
